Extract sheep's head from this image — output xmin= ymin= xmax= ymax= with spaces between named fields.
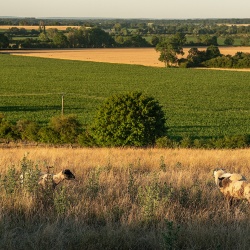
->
xmin=218 ymin=176 xmax=232 ymax=188
xmin=62 ymin=169 xmax=75 ymax=180
xmin=213 ymin=168 xmax=227 ymax=186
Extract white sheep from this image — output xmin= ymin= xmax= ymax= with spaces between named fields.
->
xmin=217 ymin=177 xmax=250 ymax=204
xmin=20 ymin=169 xmax=75 ymax=189
xmin=213 ymin=168 xmax=246 ymax=187
xmin=38 ymin=169 xmax=75 ymax=189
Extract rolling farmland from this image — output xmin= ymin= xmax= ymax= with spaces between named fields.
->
xmin=0 ymin=53 xmax=250 ymax=139
xmin=1 ymin=41 xmax=250 ymax=250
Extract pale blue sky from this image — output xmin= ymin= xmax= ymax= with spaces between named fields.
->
xmin=2 ymin=0 xmax=250 ymax=19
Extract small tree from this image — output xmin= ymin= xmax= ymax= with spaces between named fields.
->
xmin=90 ymin=92 xmax=167 ymax=147
xmin=205 ymin=45 xmax=221 ymax=60
xmin=224 ymin=36 xmax=234 ymax=46
xmin=0 ymin=34 xmax=9 ymax=48
xmin=156 ymin=33 xmax=186 ymax=67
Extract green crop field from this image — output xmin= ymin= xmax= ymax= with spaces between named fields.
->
xmin=1 ymin=54 xmax=250 ymax=139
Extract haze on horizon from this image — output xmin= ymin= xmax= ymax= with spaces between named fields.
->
xmin=1 ymin=0 xmax=250 ymax=19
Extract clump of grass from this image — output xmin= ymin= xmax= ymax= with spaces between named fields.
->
xmin=54 ymin=186 xmax=70 ymax=215
xmin=159 ymin=156 xmax=167 ymax=172
xmin=85 ymin=167 xmax=101 ymax=199
xmin=138 ymin=173 xmax=161 ymax=223
xmin=2 ymin=165 xmax=18 ymax=195
xmin=127 ymin=164 xmax=137 ymax=202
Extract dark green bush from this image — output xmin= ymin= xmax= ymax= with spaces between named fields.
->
xmin=16 ymin=119 xmax=40 ymax=141
xmin=0 ymin=118 xmax=18 ymax=141
xmin=155 ymin=136 xmax=174 ymax=148
xmin=49 ymin=114 xmax=82 ymax=144
xmin=90 ymin=92 xmax=167 ymax=147
xmin=38 ymin=127 xmax=60 ymax=144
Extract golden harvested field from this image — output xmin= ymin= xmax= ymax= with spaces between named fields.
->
xmin=5 ymin=48 xmax=165 ymax=67
xmin=4 ymin=47 xmax=250 ymax=70
xmin=1 ymin=147 xmax=249 ymax=174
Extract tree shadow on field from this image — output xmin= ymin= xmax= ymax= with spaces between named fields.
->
xmin=0 ymin=105 xmax=61 ymax=112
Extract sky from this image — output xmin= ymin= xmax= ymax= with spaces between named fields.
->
xmin=2 ymin=0 xmax=250 ymax=19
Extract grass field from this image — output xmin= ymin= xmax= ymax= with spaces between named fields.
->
xmin=0 ymin=147 xmax=250 ymax=249
xmin=1 ymin=53 xmax=250 ymax=139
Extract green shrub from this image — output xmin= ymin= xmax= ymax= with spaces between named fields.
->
xmin=49 ymin=114 xmax=82 ymax=144
xmin=2 ymin=166 xmax=18 ymax=195
xmin=90 ymin=92 xmax=167 ymax=147
xmin=138 ymin=175 xmax=161 ymax=222
xmin=16 ymin=119 xmax=40 ymax=141
xmin=180 ymin=136 xmax=193 ymax=148
xmin=77 ymin=128 xmax=97 ymax=147
xmin=155 ymin=136 xmax=174 ymax=148
xmin=38 ymin=127 xmax=60 ymax=144
xmin=0 ymin=119 xmax=18 ymax=141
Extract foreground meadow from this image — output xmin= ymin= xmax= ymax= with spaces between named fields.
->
xmin=0 ymin=147 xmax=250 ymax=249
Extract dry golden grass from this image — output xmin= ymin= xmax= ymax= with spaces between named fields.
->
xmin=1 ymin=147 xmax=250 ymax=249
xmin=1 ymin=147 xmax=250 ymax=174
xmin=4 ymin=47 xmax=250 ymax=70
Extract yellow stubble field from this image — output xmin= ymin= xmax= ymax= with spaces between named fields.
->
xmin=3 ymin=47 xmax=250 ymax=70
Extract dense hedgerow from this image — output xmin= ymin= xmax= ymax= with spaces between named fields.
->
xmin=0 ymin=111 xmax=250 ymax=148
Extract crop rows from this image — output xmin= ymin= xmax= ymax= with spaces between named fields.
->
xmin=1 ymin=54 xmax=250 ymax=138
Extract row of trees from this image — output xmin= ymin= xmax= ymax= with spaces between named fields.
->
xmin=155 ymin=33 xmax=250 ymax=68
xmin=1 ymin=17 xmax=250 ymax=36
xmin=0 ymin=26 xmax=153 ymax=49
xmin=0 ymin=92 xmax=166 ymax=147
xmin=2 ymin=27 xmax=249 ymax=49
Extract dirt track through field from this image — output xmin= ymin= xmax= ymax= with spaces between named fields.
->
xmin=2 ymin=47 xmax=250 ymax=70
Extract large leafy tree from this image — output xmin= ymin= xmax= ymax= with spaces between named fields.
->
xmin=186 ymin=48 xmax=207 ymax=67
xmin=86 ymin=27 xmax=115 ymax=48
xmin=53 ymin=32 xmax=69 ymax=48
xmin=205 ymin=45 xmax=221 ymax=60
xmin=0 ymin=34 xmax=9 ymax=48
xmin=156 ymin=33 xmax=186 ymax=67
xmin=90 ymin=92 xmax=167 ymax=147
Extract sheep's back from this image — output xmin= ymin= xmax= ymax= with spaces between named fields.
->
xmin=221 ymin=180 xmax=248 ymax=200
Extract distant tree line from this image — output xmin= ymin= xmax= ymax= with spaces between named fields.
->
xmin=0 ymin=26 xmax=152 ymax=49
xmin=1 ymin=17 xmax=250 ymax=35
xmin=1 ymin=17 xmax=250 ymax=49
xmin=155 ymin=33 xmax=250 ymax=69
xmin=1 ymin=26 xmax=249 ymax=50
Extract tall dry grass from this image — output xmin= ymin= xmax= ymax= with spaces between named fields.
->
xmin=0 ymin=147 xmax=250 ymax=249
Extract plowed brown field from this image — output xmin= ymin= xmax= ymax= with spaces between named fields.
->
xmin=2 ymin=47 xmax=250 ymax=70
